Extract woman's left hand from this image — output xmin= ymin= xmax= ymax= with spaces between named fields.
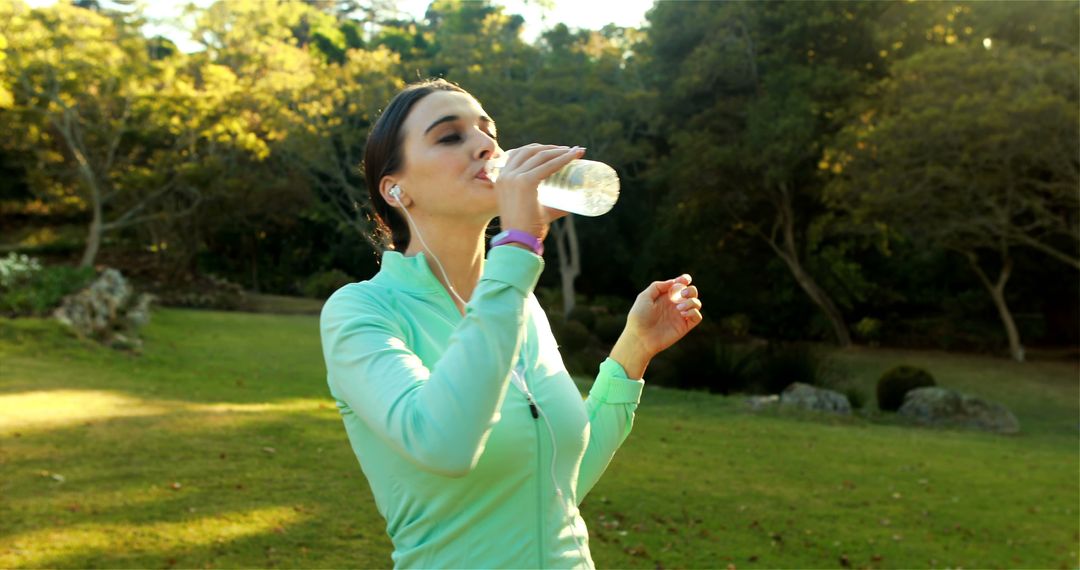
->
xmin=623 ymin=274 xmax=703 ymax=357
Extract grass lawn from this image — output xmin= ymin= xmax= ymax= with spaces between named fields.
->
xmin=1 ymin=307 xmax=1077 ymax=569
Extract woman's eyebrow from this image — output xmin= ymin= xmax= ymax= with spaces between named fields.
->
xmin=425 ymin=114 xmax=497 ymax=135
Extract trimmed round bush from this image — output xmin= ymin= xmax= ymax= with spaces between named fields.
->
xmin=876 ymin=365 xmax=937 ymax=412
xmin=593 ymin=314 xmax=624 ymax=345
xmin=553 ymin=319 xmax=593 ymax=349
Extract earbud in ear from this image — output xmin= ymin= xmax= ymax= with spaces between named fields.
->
xmin=389 ymin=185 xmax=402 ymax=201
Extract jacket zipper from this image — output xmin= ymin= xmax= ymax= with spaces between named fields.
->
xmin=531 ymin=391 xmax=543 ymax=569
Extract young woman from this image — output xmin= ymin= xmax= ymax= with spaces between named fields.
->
xmin=319 ymin=78 xmax=703 ymax=569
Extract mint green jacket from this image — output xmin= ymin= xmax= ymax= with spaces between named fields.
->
xmin=319 ymin=245 xmax=645 ymax=569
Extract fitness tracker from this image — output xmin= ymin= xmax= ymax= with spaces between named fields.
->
xmin=490 ymin=229 xmax=544 ymax=256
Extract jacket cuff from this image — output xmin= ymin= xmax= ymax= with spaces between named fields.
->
xmin=590 ymin=357 xmax=646 ymax=405
xmin=482 ymin=244 xmax=545 ymax=295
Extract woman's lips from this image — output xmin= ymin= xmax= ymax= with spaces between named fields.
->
xmin=475 ymin=170 xmax=492 ymax=182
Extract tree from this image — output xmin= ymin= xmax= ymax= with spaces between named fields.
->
xmin=825 ymin=44 xmax=1079 ymax=361
xmin=0 ymin=1 xmax=204 ymax=268
xmin=640 ymin=1 xmax=891 ymax=346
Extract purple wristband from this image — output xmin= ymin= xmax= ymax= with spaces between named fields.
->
xmin=490 ymin=229 xmax=543 ymax=256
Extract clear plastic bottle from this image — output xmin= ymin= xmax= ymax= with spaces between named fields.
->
xmin=485 ymin=154 xmax=620 ymax=216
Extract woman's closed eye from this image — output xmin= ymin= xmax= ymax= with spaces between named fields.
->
xmin=438 ymin=130 xmax=497 ymax=144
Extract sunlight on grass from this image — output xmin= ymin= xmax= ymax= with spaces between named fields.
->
xmin=0 ymin=390 xmax=168 ymax=430
xmin=0 ymin=506 xmax=304 ymax=568
xmin=0 ymin=389 xmax=334 ymax=433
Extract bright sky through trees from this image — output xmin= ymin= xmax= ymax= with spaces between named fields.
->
xmin=24 ymin=0 xmax=656 ymax=51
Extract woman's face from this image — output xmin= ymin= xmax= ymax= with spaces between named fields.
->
xmin=383 ymin=90 xmax=503 ymax=221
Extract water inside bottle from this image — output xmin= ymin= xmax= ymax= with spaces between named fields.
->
xmin=485 ymin=157 xmax=619 ymax=217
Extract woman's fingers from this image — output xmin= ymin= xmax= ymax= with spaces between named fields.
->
xmin=503 ymin=143 xmax=561 ymax=171
xmin=645 ymin=279 xmax=676 ymax=301
xmin=523 ymin=146 xmax=583 ymax=179
xmin=681 ymin=308 xmax=704 ymax=323
xmin=674 ymin=297 xmax=703 ymax=312
xmin=516 ymin=146 xmax=577 ymax=176
xmin=645 ymin=274 xmax=695 ymax=302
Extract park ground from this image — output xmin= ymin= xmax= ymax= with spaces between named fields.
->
xmin=0 ymin=303 xmax=1077 ymax=569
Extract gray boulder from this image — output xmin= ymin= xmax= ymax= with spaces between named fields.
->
xmin=53 ymin=268 xmax=156 ymax=351
xmin=779 ymin=382 xmax=852 ymax=415
xmin=898 ymin=387 xmax=1019 ymax=434
xmin=744 ymin=394 xmax=780 ymax=411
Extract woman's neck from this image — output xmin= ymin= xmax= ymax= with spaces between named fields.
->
xmin=403 ymin=213 xmax=490 ymax=315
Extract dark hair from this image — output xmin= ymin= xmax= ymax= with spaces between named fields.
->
xmin=362 ymin=78 xmax=470 ymax=252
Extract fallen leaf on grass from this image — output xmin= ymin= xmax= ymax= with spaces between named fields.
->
xmin=170 ymin=482 xmax=182 ymax=490
xmin=263 ymin=447 xmax=276 ymax=454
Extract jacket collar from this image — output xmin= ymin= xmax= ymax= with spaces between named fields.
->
xmin=374 ymin=250 xmax=447 ymax=294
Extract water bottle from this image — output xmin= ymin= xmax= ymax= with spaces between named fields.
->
xmin=484 ymin=153 xmax=620 ymax=216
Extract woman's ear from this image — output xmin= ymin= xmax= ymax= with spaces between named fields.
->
xmin=381 ymin=178 xmax=408 ymax=207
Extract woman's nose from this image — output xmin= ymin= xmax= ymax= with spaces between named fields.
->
xmin=474 ymin=132 xmax=498 ymax=160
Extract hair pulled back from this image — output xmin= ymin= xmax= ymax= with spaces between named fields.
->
xmin=362 ymin=78 xmax=469 ymax=252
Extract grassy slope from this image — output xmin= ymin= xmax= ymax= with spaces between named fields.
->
xmin=0 ymin=308 xmax=1076 ymax=569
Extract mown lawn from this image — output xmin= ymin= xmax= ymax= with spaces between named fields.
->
xmin=1 ymin=307 xmax=1077 ymax=569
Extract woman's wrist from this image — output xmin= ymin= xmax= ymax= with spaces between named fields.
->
xmin=609 ymin=331 xmax=652 ymax=380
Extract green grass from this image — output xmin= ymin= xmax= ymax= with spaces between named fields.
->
xmin=1 ymin=308 xmax=1077 ymax=569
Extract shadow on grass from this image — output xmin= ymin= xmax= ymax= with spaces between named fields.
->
xmin=3 ymin=404 xmax=393 ymax=569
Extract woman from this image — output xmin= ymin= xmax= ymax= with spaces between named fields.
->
xmin=319 ymin=78 xmax=703 ymax=569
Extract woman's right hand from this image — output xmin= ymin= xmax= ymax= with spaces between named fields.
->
xmin=494 ymin=144 xmax=584 ymax=243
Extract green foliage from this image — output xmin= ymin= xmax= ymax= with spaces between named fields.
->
xmin=0 ymin=252 xmax=41 ymax=288
xmin=876 ymin=365 xmax=937 ymax=412
xmin=711 ymin=342 xmax=758 ymax=395
xmin=153 ymin=274 xmax=247 ymax=311
xmin=720 ymin=313 xmax=751 ymax=338
xmin=752 ymin=342 xmax=837 ymax=395
xmin=854 ymin=317 xmax=882 ymax=343
xmin=566 ymin=304 xmax=596 ymax=330
xmin=301 ymin=269 xmax=356 ymax=300
xmin=552 ymin=318 xmax=593 ymax=351
xmin=592 ymin=314 xmax=624 ymax=345
xmin=0 ymin=0 xmax=1077 ymax=352
xmin=0 ymin=263 xmax=96 ymax=317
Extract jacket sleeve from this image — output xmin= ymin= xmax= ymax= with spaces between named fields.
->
xmin=575 ymin=357 xmax=645 ymax=506
xmin=320 ymin=245 xmax=544 ymax=478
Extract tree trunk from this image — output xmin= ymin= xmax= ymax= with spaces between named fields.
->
xmin=966 ymin=251 xmax=1025 ymax=362
xmin=79 ymin=198 xmax=103 ymax=269
xmin=551 ymin=215 xmax=581 ymax=319
xmin=778 ymin=251 xmax=852 ymax=346
xmin=766 ymin=182 xmax=853 ymax=347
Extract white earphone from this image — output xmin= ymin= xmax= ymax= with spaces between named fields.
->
xmin=388 ymin=183 xmax=592 ymax=566
xmin=388 ymin=184 xmax=467 ymax=308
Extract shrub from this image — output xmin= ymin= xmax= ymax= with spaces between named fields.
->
xmin=876 ymin=365 xmax=936 ymax=412
xmin=820 ymin=375 xmax=866 ymax=410
xmin=0 ymin=260 xmax=97 ymax=317
xmin=567 ymin=304 xmax=597 ymax=330
xmin=593 ymin=314 xmax=624 ymax=345
xmin=854 ymin=317 xmax=882 ymax=344
xmin=0 ymin=252 xmax=42 ymax=288
xmin=552 ymin=318 xmax=594 ymax=350
xmin=720 ymin=313 xmax=751 ymax=338
xmin=644 ymin=322 xmax=721 ymax=391
xmin=710 ymin=342 xmax=758 ymax=394
xmin=751 ymin=342 xmax=828 ymax=394
xmin=302 ymin=269 xmax=356 ymax=299
xmin=154 ymin=273 xmax=247 ymax=311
